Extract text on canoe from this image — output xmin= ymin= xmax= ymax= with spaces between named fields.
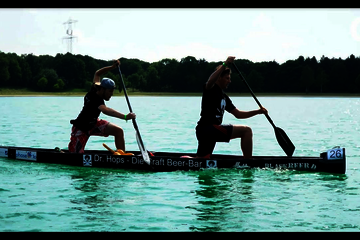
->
xmin=93 ymin=155 xmax=202 ymax=168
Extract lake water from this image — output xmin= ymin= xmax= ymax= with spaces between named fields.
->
xmin=0 ymin=96 xmax=359 ymax=231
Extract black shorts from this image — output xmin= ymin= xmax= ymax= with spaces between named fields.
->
xmin=195 ymin=124 xmax=233 ymax=157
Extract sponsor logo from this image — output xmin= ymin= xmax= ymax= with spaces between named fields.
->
xmin=206 ymin=160 xmax=217 ymax=169
xmin=83 ymin=155 xmax=92 ymax=167
xmin=0 ymin=148 xmax=8 ymax=158
xmin=264 ymin=162 xmax=316 ymax=170
xmin=233 ymin=162 xmax=250 ymax=169
xmin=16 ymin=150 xmax=36 ymax=161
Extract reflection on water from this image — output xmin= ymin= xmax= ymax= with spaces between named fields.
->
xmin=65 ymin=169 xmax=135 ymax=231
xmin=188 ymin=169 xmax=255 ymax=231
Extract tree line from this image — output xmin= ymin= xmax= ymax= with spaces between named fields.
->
xmin=1 ymin=50 xmax=360 ymax=94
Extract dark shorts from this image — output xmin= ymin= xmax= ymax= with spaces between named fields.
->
xmin=68 ymin=119 xmax=110 ymax=153
xmin=195 ymin=124 xmax=233 ymax=157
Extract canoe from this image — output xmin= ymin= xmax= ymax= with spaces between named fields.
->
xmin=0 ymin=146 xmax=346 ymax=174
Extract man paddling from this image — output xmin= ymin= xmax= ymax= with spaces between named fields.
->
xmin=68 ymin=60 xmax=135 ymax=155
xmin=195 ymin=56 xmax=267 ymax=159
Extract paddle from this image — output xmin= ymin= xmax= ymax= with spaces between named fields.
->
xmin=117 ymin=65 xmax=151 ymax=165
xmin=231 ymin=62 xmax=295 ymax=157
xmin=102 ymin=143 xmax=121 ymax=155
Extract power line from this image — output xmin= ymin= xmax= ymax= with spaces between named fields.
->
xmin=62 ymin=18 xmax=78 ymax=54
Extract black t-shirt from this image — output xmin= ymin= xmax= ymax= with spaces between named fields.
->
xmin=197 ymin=83 xmax=236 ymax=125
xmin=72 ymin=87 xmax=105 ymax=132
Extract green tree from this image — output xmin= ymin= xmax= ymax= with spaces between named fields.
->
xmin=78 ymin=54 xmax=100 ymax=81
xmin=53 ymin=79 xmax=65 ymax=91
xmin=231 ymin=59 xmax=254 ymax=93
xmin=274 ymin=60 xmax=298 ymax=93
xmin=127 ymin=73 xmax=145 ymax=91
xmin=354 ymin=73 xmax=360 ymax=93
xmin=247 ymin=69 xmax=264 ymax=92
xmin=158 ymin=58 xmax=179 ymax=91
xmin=0 ymin=52 xmax=10 ymax=87
xmin=1 ymin=50 xmax=360 ymax=95
xmin=328 ymin=59 xmax=347 ymax=93
xmin=37 ymin=76 xmax=48 ymax=91
xmin=55 ymin=53 xmax=86 ymax=89
xmin=8 ymin=54 xmax=22 ymax=88
xmin=315 ymin=68 xmax=328 ymax=93
xmin=300 ymin=65 xmax=314 ymax=94
xmin=23 ymin=53 xmax=41 ymax=89
xmin=146 ymin=64 xmax=160 ymax=91
xmin=37 ymin=68 xmax=58 ymax=91
xmin=120 ymin=58 xmax=142 ymax=75
xmin=19 ymin=55 xmax=32 ymax=88
xmin=178 ymin=56 xmax=198 ymax=92
xmin=84 ymin=81 xmax=93 ymax=92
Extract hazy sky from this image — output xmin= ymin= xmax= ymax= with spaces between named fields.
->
xmin=1 ymin=8 xmax=360 ymax=64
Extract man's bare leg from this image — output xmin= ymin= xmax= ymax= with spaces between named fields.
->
xmin=231 ymin=125 xmax=253 ymax=159
xmin=105 ymin=123 xmax=125 ymax=151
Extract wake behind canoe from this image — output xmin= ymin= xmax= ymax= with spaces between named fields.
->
xmin=0 ymin=146 xmax=346 ymax=174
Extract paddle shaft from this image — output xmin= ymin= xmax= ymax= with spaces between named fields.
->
xmin=117 ymin=66 xmax=147 ymax=152
xmin=231 ymin=63 xmax=276 ymax=129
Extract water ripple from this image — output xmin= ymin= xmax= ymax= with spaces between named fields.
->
xmin=1 ymin=97 xmax=360 ymax=231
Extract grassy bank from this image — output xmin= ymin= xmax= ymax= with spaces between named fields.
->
xmin=1 ymin=88 xmax=360 ymax=97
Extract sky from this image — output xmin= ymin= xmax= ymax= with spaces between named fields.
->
xmin=0 ymin=8 xmax=360 ymax=64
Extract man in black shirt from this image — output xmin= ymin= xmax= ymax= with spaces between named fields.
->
xmin=68 ymin=60 xmax=136 ymax=154
xmin=196 ymin=56 xmax=267 ymax=159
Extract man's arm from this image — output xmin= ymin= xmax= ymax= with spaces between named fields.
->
xmin=98 ymin=105 xmax=136 ymax=120
xmin=205 ymin=56 xmax=235 ymax=90
xmin=230 ymin=107 xmax=267 ymax=119
xmin=93 ymin=59 xmax=120 ymax=84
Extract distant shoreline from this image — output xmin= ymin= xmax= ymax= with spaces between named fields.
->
xmin=0 ymin=89 xmax=360 ymax=97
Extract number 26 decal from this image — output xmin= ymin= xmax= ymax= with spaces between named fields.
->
xmin=327 ymin=148 xmax=344 ymax=160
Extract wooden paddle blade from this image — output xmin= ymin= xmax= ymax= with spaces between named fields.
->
xmin=102 ymin=143 xmax=121 ymax=155
xmin=274 ymin=127 xmax=295 ymax=157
